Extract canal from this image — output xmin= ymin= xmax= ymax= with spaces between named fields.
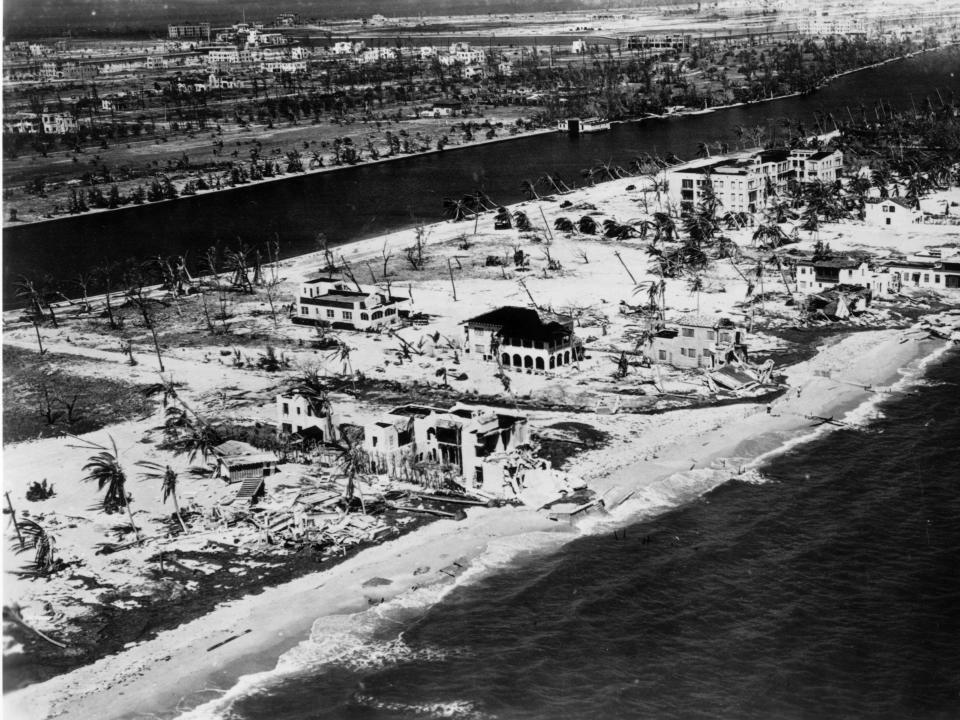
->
xmin=3 ymin=45 xmax=958 ymax=305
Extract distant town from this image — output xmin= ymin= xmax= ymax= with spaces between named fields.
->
xmin=3 ymin=1 xmax=958 ymax=223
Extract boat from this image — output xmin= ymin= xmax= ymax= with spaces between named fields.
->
xmin=556 ymin=117 xmax=611 ymax=135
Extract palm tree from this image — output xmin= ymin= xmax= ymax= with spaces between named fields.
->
xmin=687 ymin=274 xmax=704 ymax=314
xmin=173 ymin=422 xmax=222 ymax=466
xmin=513 ymin=210 xmax=533 ymax=231
xmin=651 ymin=212 xmax=677 ymax=243
xmin=554 ymin=216 xmax=575 ymax=233
xmin=82 ymin=437 xmax=141 ymax=544
xmin=633 ymin=278 xmax=667 ymax=321
xmin=13 ymin=519 xmax=59 ymax=576
xmin=337 ymin=428 xmax=367 ymax=514
xmin=327 ymin=339 xmax=354 ymax=376
xmin=137 ymin=461 xmax=188 ymax=533
xmin=753 ymin=258 xmax=767 ymax=313
xmin=577 ymin=215 xmax=597 ymax=234
xmin=752 ymin=223 xmax=786 ymax=249
xmin=520 ymin=179 xmax=539 ymax=200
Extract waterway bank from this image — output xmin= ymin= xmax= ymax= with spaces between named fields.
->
xmin=4 ymin=43 xmax=958 ymax=307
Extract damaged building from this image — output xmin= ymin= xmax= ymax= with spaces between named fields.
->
xmin=362 ymin=403 xmax=530 ymax=492
xmin=646 ymin=315 xmax=747 ymax=370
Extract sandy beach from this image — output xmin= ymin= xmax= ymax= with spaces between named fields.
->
xmin=4 ymin=323 xmax=947 ymax=720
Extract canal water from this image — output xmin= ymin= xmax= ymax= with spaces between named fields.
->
xmin=3 ymin=45 xmax=958 ymax=304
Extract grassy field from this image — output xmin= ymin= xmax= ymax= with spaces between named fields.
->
xmin=2 ymin=345 xmax=157 ymax=444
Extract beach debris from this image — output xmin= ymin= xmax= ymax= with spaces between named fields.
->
xmin=206 ymin=628 xmax=252 ymax=652
xmin=3 ymin=603 xmax=68 ymax=649
xmin=361 ymin=576 xmax=393 ymax=588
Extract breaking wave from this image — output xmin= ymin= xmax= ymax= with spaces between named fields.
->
xmin=176 ymin=339 xmax=953 ymax=720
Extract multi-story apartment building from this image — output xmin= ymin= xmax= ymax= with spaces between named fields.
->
xmin=168 ymin=23 xmax=211 ymax=41
xmin=664 ymin=147 xmax=844 ymax=214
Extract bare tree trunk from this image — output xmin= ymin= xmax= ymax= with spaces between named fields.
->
xmin=172 ymin=492 xmax=188 ymax=534
xmin=124 ymin=500 xmax=142 ymax=544
xmin=32 ymin=319 xmax=46 ymax=355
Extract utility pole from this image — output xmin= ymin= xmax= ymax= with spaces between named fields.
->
xmin=447 ymin=258 xmax=457 ymax=301
xmin=613 ymin=251 xmax=638 ymax=284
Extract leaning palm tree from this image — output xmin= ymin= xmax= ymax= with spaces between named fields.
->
xmin=13 ymin=519 xmax=59 ymax=576
xmin=520 ymin=179 xmax=539 ymax=200
xmin=137 ymin=461 xmax=188 ymax=533
xmin=82 ymin=437 xmax=141 ymax=544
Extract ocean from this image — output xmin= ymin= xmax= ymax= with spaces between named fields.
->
xmin=185 ymin=347 xmax=960 ymax=720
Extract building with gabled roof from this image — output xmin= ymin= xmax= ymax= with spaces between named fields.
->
xmin=462 ymin=306 xmax=582 ymax=373
xmin=864 ymin=197 xmax=922 ymax=227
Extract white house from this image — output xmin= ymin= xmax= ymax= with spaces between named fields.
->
xmin=795 ymin=257 xmax=891 ymax=295
xmin=276 ymin=390 xmax=337 ymax=441
xmin=40 ymin=111 xmax=78 ymax=135
xmin=331 ymin=41 xmax=364 ymax=55
xmin=571 ymin=39 xmax=588 ymax=54
xmin=295 ymin=276 xmax=409 ymax=331
xmin=864 ymin=197 xmax=922 ymax=227
xmin=884 ymin=252 xmax=960 ymax=291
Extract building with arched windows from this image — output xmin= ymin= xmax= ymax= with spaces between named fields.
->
xmin=461 ymin=306 xmax=582 ymax=373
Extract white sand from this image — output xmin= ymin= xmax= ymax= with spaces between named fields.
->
xmin=5 ymin=325 xmax=947 ymax=720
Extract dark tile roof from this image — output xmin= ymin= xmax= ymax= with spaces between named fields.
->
xmin=464 ymin=306 xmax=574 ymax=341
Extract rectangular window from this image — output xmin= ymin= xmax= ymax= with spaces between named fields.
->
xmin=681 ymin=328 xmax=695 ymax=337
xmin=923 ymin=274 xmax=929 ymax=283
xmin=326 ymin=309 xmax=335 ymax=318
xmin=282 ymin=403 xmax=289 ymax=415
xmin=658 ymin=350 xmax=667 ymax=361
xmin=300 ymin=306 xmax=308 ymax=314
xmin=935 ymin=275 xmax=941 ymax=284
xmin=706 ymin=330 xmax=715 ymax=341
xmin=343 ymin=311 xmax=353 ymax=320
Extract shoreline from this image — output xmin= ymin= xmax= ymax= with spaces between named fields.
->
xmin=5 ymin=43 xmax=953 ymax=233
xmin=5 ymin=328 xmax=950 ymax=720
xmin=2 ymin=126 xmax=558 ymax=230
